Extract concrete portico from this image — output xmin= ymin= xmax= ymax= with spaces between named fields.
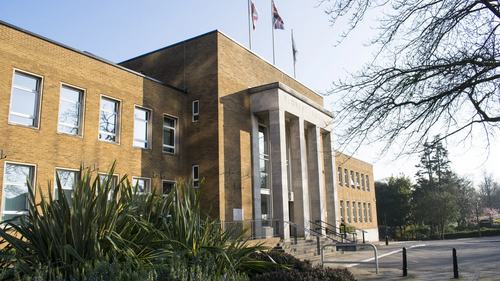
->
xmin=249 ymin=82 xmax=336 ymax=240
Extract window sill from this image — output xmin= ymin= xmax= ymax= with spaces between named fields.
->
xmin=8 ymin=122 xmax=39 ymax=130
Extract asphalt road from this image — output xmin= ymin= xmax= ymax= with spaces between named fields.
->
xmin=323 ymin=236 xmax=500 ymax=280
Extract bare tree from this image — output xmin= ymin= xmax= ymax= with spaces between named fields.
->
xmin=321 ymin=0 xmax=500 ymax=154
xmin=479 ymin=171 xmax=500 ymax=209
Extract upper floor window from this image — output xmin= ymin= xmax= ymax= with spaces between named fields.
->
xmin=162 ymin=180 xmax=175 ymax=196
xmin=163 ymin=115 xmax=177 ymax=154
xmin=356 ymin=172 xmax=360 ymax=189
xmin=344 ymin=168 xmax=349 ymax=188
xmin=350 ymin=171 xmax=355 ymax=188
xmin=192 ymin=165 xmax=200 ymax=187
xmin=192 ymin=100 xmax=199 ymax=122
xmin=99 ymin=97 xmax=121 ymax=143
xmin=337 ymin=167 xmax=343 ymax=186
xmin=9 ymin=71 xmax=42 ymax=128
xmin=361 ymin=174 xmax=365 ymax=190
xmin=58 ymin=85 xmax=84 ymax=136
xmin=2 ymin=163 xmax=35 ymax=221
xmin=366 ymin=175 xmax=370 ymax=191
xmin=55 ymin=169 xmax=78 ymax=205
xmin=133 ymin=106 xmax=152 ymax=149
xmin=340 ymin=200 xmax=344 ymax=221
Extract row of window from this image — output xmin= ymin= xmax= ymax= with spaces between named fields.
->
xmin=339 ymin=200 xmax=372 ymax=224
xmin=337 ymin=167 xmax=370 ymax=191
xmin=1 ymin=162 xmax=201 ymax=222
xmin=8 ymin=69 xmax=201 ymax=153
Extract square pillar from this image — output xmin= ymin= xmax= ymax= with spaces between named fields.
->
xmin=289 ymin=116 xmax=310 ymax=238
xmin=269 ymin=109 xmax=290 ymax=240
xmin=322 ymin=131 xmax=339 ymax=227
xmin=307 ymin=124 xmax=325 ymax=229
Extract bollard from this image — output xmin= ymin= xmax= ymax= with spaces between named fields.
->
xmin=317 ymin=236 xmax=321 ymax=255
xmin=402 ymin=247 xmax=408 ymax=277
xmin=453 ymin=248 xmax=459 ymax=278
xmin=386 ymin=236 xmax=389 ymax=246
xmin=294 ymin=227 xmax=298 ymax=245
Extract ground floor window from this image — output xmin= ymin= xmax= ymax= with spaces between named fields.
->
xmin=55 ymin=169 xmax=78 ymax=204
xmin=162 ymin=180 xmax=175 ymax=196
xmin=2 ymin=163 xmax=34 ymax=221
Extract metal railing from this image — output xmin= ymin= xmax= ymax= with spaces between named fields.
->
xmin=321 ymin=243 xmax=379 ymax=274
xmin=286 ymin=221 xmax=337 ymax=255
xmin=311 ymin=220 xmax=357 ymax=243
xmin=219 ymin=219 xmax=280 ymax=241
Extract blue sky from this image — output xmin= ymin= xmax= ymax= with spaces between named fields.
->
xmin=1 ymin=1 xmax=498 ymax=185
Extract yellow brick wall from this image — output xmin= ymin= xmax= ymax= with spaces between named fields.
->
xmin=0 ymin=23 xmax=186 ymax=209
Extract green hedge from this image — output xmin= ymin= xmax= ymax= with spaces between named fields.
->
xmin=444 ymin=229 xmax=500 ymax=239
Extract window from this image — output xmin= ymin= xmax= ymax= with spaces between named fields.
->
xmin=55 ymin=169 xmax=78 ymax=204
xmin=133 ymin=106 xmax=152 ymax=149
xmin=368 ymin=203 xmax=372 ymax=222
xmin=98 ymin=173 xmax=119 ymax=200
xmin=163 ymin=115 xmax=177 ymax=154
xmin=340 ymin=200 xmax=344 ymax=221
xmin=9 ymin=70 xmax=42 ymax=128
xmin=2 ymin=163 xmax=35 ymax=221
xmin=350 ymin=171 xmax=355 ymax=188
xmin=58 ymin=85 xmax=84 ymax=136
xmin=356 ymin=172 xmax=360 ymax=189
xmin=366 ymin=175 xmax=370 ymax=191
xmin=192 ymin=100 xmax=199 ymax=122
xmin=353 ymin=201 xmax=357 ymax=222
xmin=162 ymin=180 xmax=175 ymax=196
xmin=99 ymin=97 xmax=120 ymax=143
xmin=363 ymin=203 xmax=367 ymax=222
xmin=358 ymin=202 xmax=362 ymax=222
xmin=346 ymin=201 xmax=351 ymax=223
xmin=361 ymin=174 xmax=365 ymax=190
xmin=344 ymin=169 xmax=349 ymax=188
xmin=192 ymin=165 xmax=199 ymax=188
xmin=337 ymin=167 xmax=343 ymax=186
xmin=259 ymin=125 xmax=271 ymax=220
xmin=132 ymin=177 xmax=151 ymax=194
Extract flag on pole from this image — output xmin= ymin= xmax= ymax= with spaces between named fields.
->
xmin=272 ymin=1 xmax=285 ymax=30
xmin=251 ymin=1 xmax=259 ymax=30
xmin=292 ymin=32 xmax=298 ymax=64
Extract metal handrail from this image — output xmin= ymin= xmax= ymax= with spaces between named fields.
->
xmin=314 ymin=220 xmax=357 ymax=243
xmin=285 ymin=221 xmax=336 ymax=254
xmin=321 ymin=243 xmax=379 ymax=274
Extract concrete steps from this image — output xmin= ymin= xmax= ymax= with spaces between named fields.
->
xmin=278 ymin=237 xmax=345 ymax=261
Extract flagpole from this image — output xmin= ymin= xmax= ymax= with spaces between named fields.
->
xmin=248 ymin=0 xmax=252 ymax=50
xmin=272 ymin=0 xmax=276 ymax=65
xmin=292 ymin=29 xmax=296 ymax=79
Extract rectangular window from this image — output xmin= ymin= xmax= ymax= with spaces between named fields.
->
xmin=162 ymin=180 xmax=175 ymax=196
xmin=350 ymin=171 xmax=355 ymax=188
xmin=358 ymin=202 xmax=362 ymax=222
xmin=344 ymin=169 xmax=349 ymax=188
xmin=337 ymin=167 xmax=343 ymax=186
xmin=192 ymin=165 xmax=199 ymax=188
xmin=368 ymin=203 xmax=372 ymax=222
xmin=134 ymin=106 xmax=152 ymax=149
xmin=163 ymin=115 xmax=177 ymax=154
xmin=132 ymin=177 xmax=151 ymax=194
xmin=55 ymin=169 xmax=78 ymax=204
xmin=366 ymin=175 xmax=370 ymax=191
xmin=9 ymin=70 xmax=42 ymax=128
xmin=356 ymin=172 xmax=360 ymax=189
xmin=2 ymin=163 xmax=35 ymax=221
xmin=340 ymin=200 xmax=344 ymax=221
xmin=192 ymin=100 xmax=199 ymax=122
xmin=346 ymin=201 xmax=351 ymax=223
xmin=361 ymin=174 xmax=365 ymax=190
xmin=363 ymin=202 xmax=367 ymax=222
xmin=98 ymin=173 xmax=119 ymax=200
xmin=99 ymin=97 xmax=120 ymax=143
xmin=58 ymin=85 xmax=84 ymax=136
xmin=353 ymin=201 xmax=357 ymax=222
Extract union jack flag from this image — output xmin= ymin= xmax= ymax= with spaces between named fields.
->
xmin=272 ymin=1 xmax=285 ymax=30
xmin=251 ymin=1 xmax=259 ymax=30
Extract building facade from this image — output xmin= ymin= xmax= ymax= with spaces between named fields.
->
xmin=0 ymin=20 xmax=378 ymax=241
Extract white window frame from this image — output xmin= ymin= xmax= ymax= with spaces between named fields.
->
xmin=350 ymin=170 xmax=355 ymax=188
xmin=192 ymin=165 xmax=200 ymax=187
xmin=358 ymin=202 xmax=362 ymax=222
xmin=8 ymin=69 xmax=43 ymax=129
xmin=368 ymin=203 xmax=372 ymax=222
xmin=361 ymin=174 xmax=365 ymax=190
xmin=356 ymin=172 xmax=360 ymax=189
xmin=363 ymin=202 xmax=367 ymax=222
xmin=133 ymin=106 xmax=152 ymax=149
xmin=163 ymin=115 xmax=178 ymax=154
xmin=353 ymin=201 xmax=357 ymax=222
xmin=2 ymin=162 xmax=36 ymax=222
xmin=98 ymin=95 xmax=121 ymax=143
xmin=344 ymin=168 xmax=349 ymax=188
xmin=54 ymin=168 xmax=79 ymax=203
xmin=366 ymin=175 xmax=370 ymax=191
xmin=57 ymin=83 xmax=85 ymax=136
xmin=340 ymin=200 xmax=344 ymax=221
xmin=192 ymin=100 xmax=199 ymax=122
xmin=337 ymin=167 xmax=343 ymax=186
xmin=346 ymin=201 xmax=351 ymax=223
xmin=162 ymin=180 xmax=176 ymax=197
xmin=132 ymin=177 xmax=151 ymax=195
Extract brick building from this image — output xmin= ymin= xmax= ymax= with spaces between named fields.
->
xmin=0 ymin=20 xmax=378 ymax=241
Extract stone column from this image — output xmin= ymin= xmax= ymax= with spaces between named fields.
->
xmin=322 ymin=130 xmax=338 ymax=227
xmin=251 ymin=114 xmax=263 ymax=237
xmin=307 ymin=124 xmax=325 ymax=230
xmin=269 ymin=109 xmax=290 ymax=240
xmin=289 ymin=116 xmax=310 ymax=238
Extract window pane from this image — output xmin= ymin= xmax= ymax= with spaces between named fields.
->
xmin=11 ymin=88 xmax=36 ymax=117
xmin=3 ymin=164 xmax=31 ymax=220
xmin=261 ymin=194 xmax=270 ymax=219
xmin=3 ymin=185 xmax=28 ymax=212
xmin=134 ymin=120 xmax=147 ymax=142
xmin=101 ymin=99 xmax=117 ymax=112
xmin=60 ymin=86 xmax=80 ymax=102
xmin=58 ymin=100 xmax=80 ymax=127
xmin=57 ymin=170 xmax=77 ymax=189
xmin=14 ymin=73 xmax=38 ymax=90
xmin=163 ymin=182 xmax=174 ymax=195
xmin=163 ymin=128 xmax=174 ymax=146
